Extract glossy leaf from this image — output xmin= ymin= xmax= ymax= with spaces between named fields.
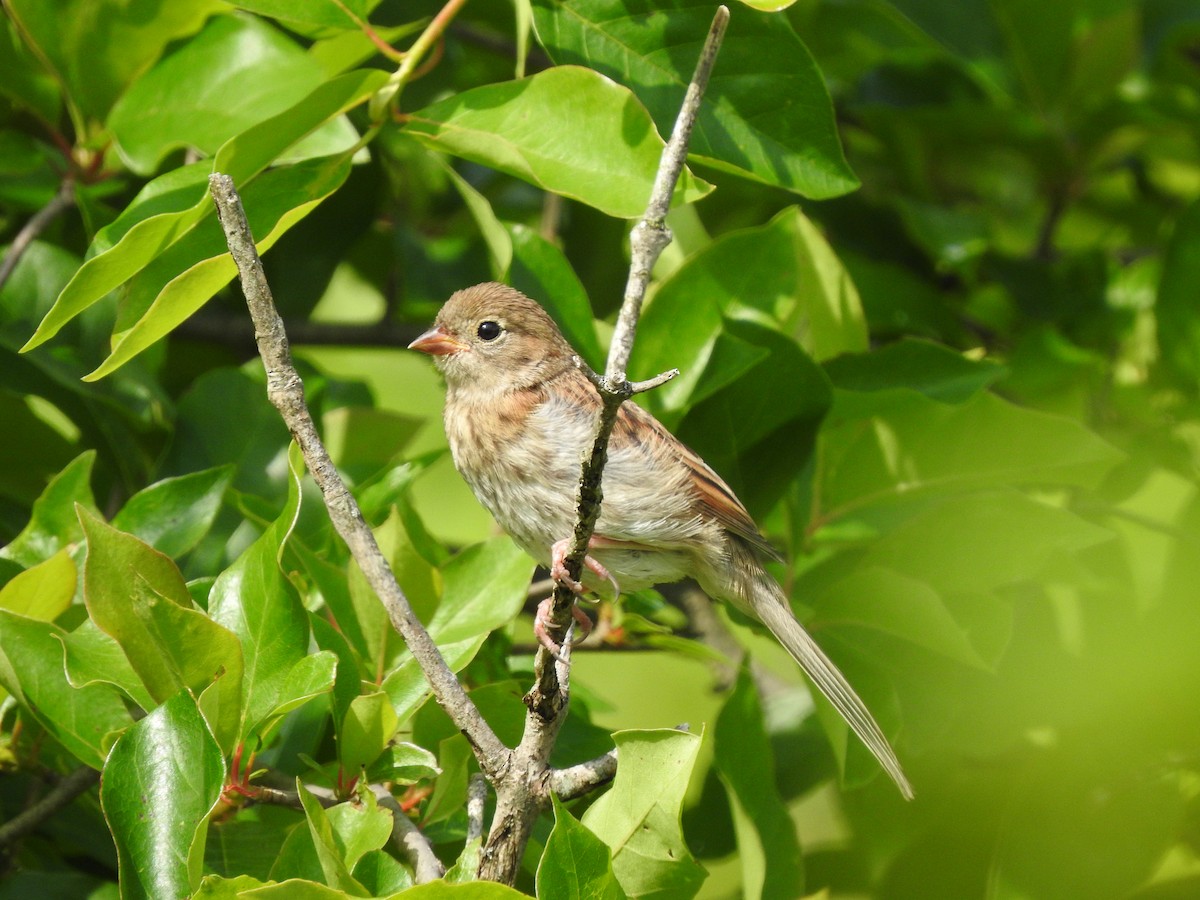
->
xmin=403 ymin=66 xmax=712 ymax=219
xmin=532 ymin=0 xmax=857 ymax=197
xmin=583 ymin=729 xmax=706 ymax=899
xmin=23 ymin=68 xmax=385 ymax=351
xmin=0 ymin=610 xmax=133 ymax=767
xmin=713 ymin=670 xmax=803 ymax=900
xmin=538 ymin=794 xmax=628 ymax=900
xmin=109 ymin=15 xmax=357 ymax=175
xmin=101 ymin=689 xmax=225 ymax=900
xmin=112 ymin=465 xmax=233 ymax=558
xmin=325 ymin=790 xmax=393 ymax=873
xmin=87 ymin=153 xmax=354 ymax=380
xmin=4 ymin=0 xmax=220 ymax=121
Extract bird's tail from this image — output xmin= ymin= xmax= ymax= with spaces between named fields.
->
xmin=742 ymin=568 xmax=915 ymax=800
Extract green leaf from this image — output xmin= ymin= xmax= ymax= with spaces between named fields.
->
xmin=0 ymin=548 xmax=74 ymax=620
xmin=326 ymin=789 xmax=393 ymax=873
xmin=844 ymin=490 xmax=1113 ymax=596
xmin=231 ymin=0 xmax=370 ymax=31
xmin=446 ymin=837 xmax=482 ymax=883
xmin=0 ymin=610 xmax=133 ymax=767
xmin=379 ymin=882 xmax=531 ymax=898
xmin=23 ymin=68 xmax=385 ymax=351
xmin=112 ymin=465 xmax=233 ymax=558
xmin=436 ymin=153 xmax=513 ymax=279
xmin=208 ymin=444 xmax=307 ymax=742
xmin=87 ymin=153 xmax=354 ymax=380
xmin=101 ymin=689 xmax=225 ymax=900
xmin=339 ymin=692 xmax=399 ymax=776
xmin=824 ymin=339 xmax=1004 ymax=403
xmin=676 ymin=319 xmax=831 ymax=518
xmin=538 ymin=795 xmax=628 ymax=900
xmin=60 ymin=618 xmax=157 ymax=711
xmin=713 ymin=671 xmax=803 ymax=900
xmin=265 ymin=650 xmax=339 ymax=721
xmin=508 ymin=223 xmax=604 ymax=369
xmin=428 ymin=537 xmax=536 ymax=644
xmin=0 ymin=450 xmax=96 ymax=567
xmin=78 ymin=507 xmax=244 ymax=744
xmin=4 ymin=0 xmax=221 ymax=122
xmin=296 ymin=781 xmax=369 ymax=896
xmin=635 ymin=207 xmax=862 ymax=415
xmin=583 ymin=729 xmax=706 ymax=900
xmin=364 ymin=741 xmax=440 ymax=784
xmin=402 ymin=66 xmax=712 ymax=219
xmin=108 ymin=15 xmax=358 ymax=175
xmin=1157 ymin=198 xmax=1200 ymax=388
xmin=817 ymin=567 xmax=992 ymax=669
xmin=532 ymin=0 xmax=857 ymax=198
xmin=816 ymin=390 xmax=1124 ymax=522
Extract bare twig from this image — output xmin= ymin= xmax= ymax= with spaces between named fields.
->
xmin=549 ymin=749 xmax=618 ymax=801
xmin=478 ymin=6 xmax=730 ymax=885
xmin=209 ymin=174 xmax=510 ymax=780
xmin=466 ymin=773 xmax=488 ymax=842
xmin=0 ymin=765 xmax=99 ymax=850
xmin=0 ymin=178 xmax=74 ymax=293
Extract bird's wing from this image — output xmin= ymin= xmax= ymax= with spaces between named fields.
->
xmin=614 ymin=399 xmax=783 ymax=562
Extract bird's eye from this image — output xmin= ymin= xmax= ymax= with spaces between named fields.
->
xmin=477 ymin=320 xmax=502 ymax=341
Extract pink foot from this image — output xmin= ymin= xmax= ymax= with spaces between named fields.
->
xmin=550 ymin=538 xmax=620 ymax=598
xmin=534 ymin=596 xmax=594 ymax=659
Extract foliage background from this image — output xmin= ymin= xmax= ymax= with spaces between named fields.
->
xmin=2 ymin=0 xmax=1200 ymax=898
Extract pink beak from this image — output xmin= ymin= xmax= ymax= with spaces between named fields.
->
xmin=408 ymin=325 xmax=467 ymax=356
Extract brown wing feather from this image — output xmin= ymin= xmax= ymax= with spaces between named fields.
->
xmin=615 ymin=400 xmax=782 ymax=562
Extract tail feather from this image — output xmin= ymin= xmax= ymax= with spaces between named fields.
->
xmin=749 ymin=578 xmax=915 ymax=800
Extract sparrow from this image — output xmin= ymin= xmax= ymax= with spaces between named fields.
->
xmin=409 ymin=282 xmax=913 ymax=799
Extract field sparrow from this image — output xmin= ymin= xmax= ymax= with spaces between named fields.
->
xmin=410 ymin=282 xmax=913 ymax=799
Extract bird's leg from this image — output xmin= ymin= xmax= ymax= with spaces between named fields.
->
xmin=549 ymin=537 xmax=620 ymax=597
xmin=534 ymin=596 xmax=594 ymax=660
xmin=534 ymin=536 xmax=620 ymax=660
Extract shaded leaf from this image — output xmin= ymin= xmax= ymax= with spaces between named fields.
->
xmin=0 ymin=450 xmax=96 ymax=567
xmin=713 ymin=670 xmax=803 ymax=900
xmin=532 ymin=0 xmax=857 ymax=197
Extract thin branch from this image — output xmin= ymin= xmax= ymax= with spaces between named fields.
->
xmin=0 ymin=177 xmax=74 ymax=293
xmin=479 ymin=6 xmax=730 ymax=885
xmin=549 ymin=750 xmax=618 ymax=801
xmin=0 ymin=765 xmax=99 ymax=850
xmin=209 ymin=174 xmax=510 ymax=780
xmin=466 ymin=773 xmax=488 ymax=842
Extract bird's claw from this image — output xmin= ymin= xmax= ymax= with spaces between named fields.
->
xmin=550 ymin=538 xmax=620 ymax=598
xmin=534 ymin=596 xmax=593 ymax=661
